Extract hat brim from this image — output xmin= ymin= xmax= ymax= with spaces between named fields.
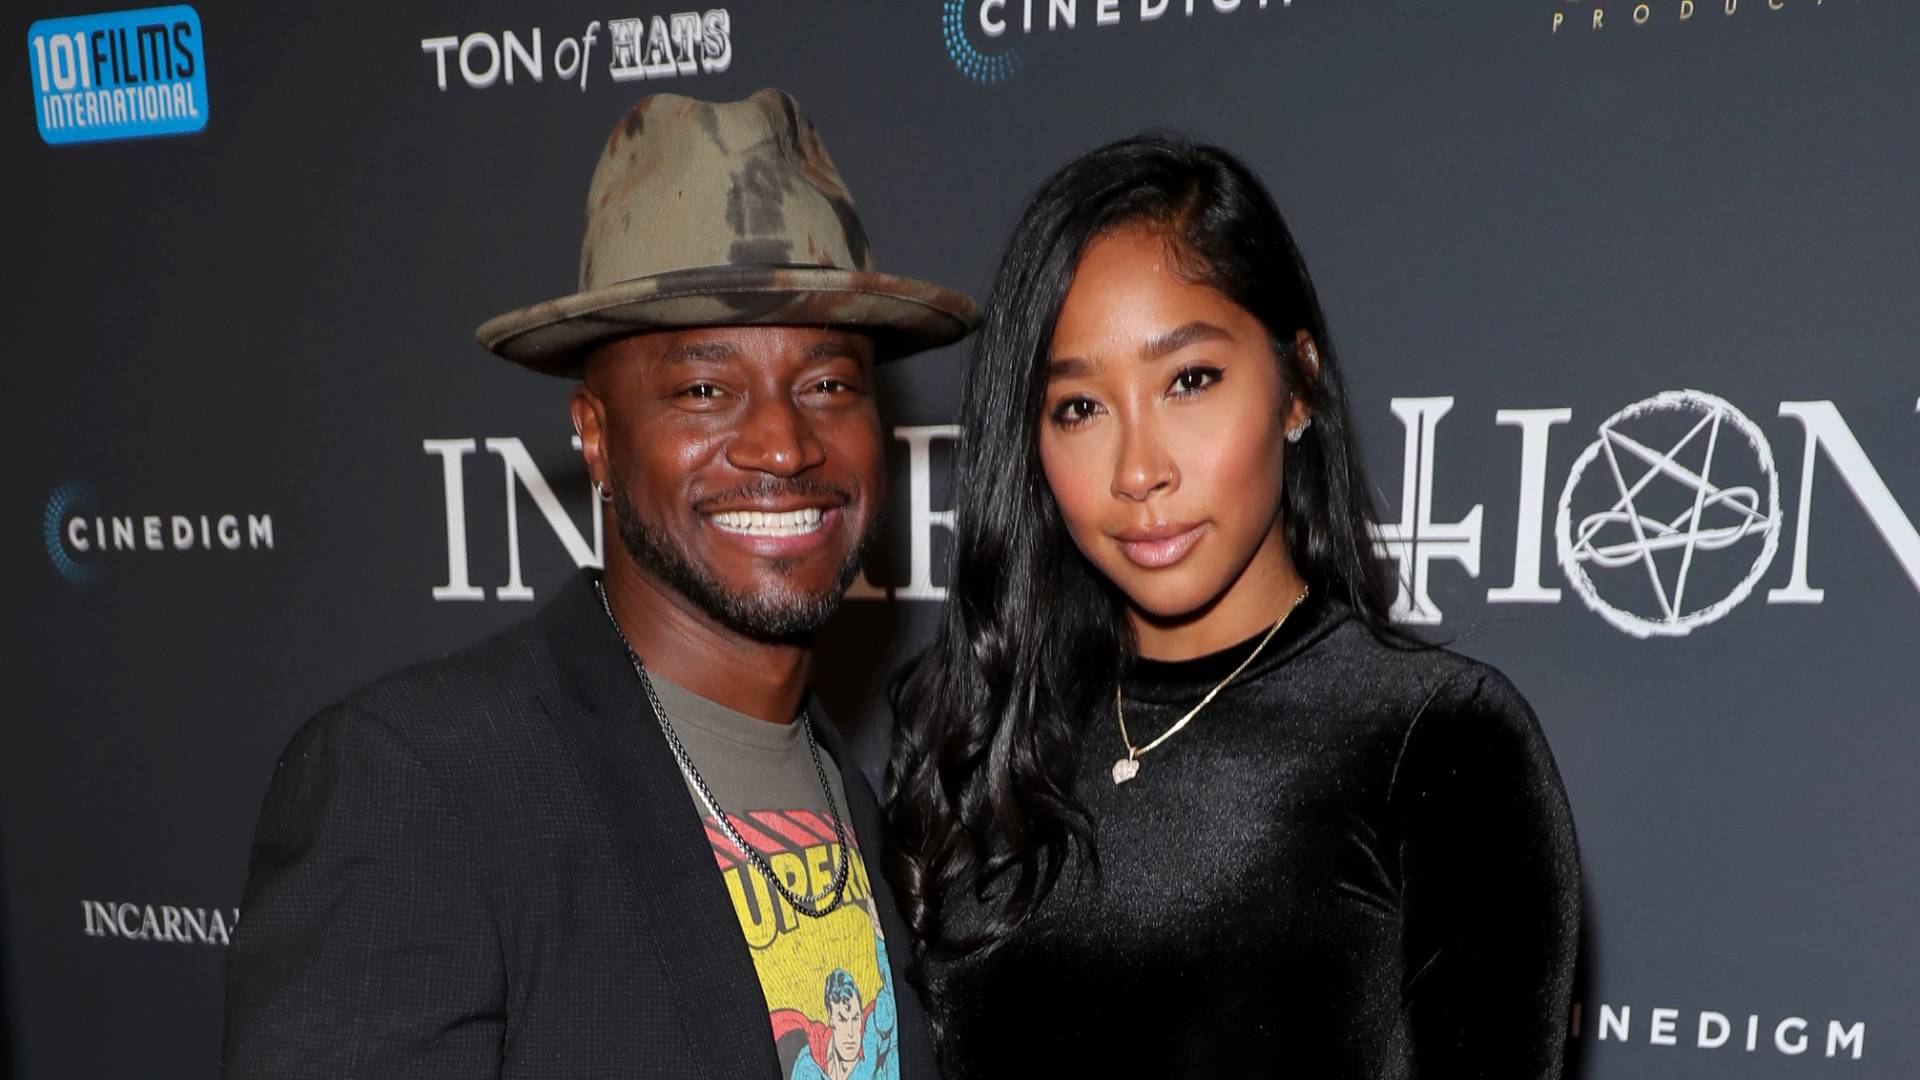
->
xmin=477 ymin=264 xmax=981 ymax=376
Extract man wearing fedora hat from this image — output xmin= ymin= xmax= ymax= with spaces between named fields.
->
xmin=221 ymin=89 xmax=976 ymax=1080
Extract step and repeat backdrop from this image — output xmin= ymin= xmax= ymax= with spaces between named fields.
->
xmin=7 ymin=1 xmax=1916 ymax=1076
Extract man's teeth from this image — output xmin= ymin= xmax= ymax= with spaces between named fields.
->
xmin=709 ymin=507 xmax=826 ymax=536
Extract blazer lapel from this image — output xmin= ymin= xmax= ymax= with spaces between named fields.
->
xmin=530 ymin=572 xmax=779 ymax=1080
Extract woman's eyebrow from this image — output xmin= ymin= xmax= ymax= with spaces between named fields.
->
xmin=1046 ymin=355 xmax=1091 ymax=379
xmin=1046 ymin=320 xmax=1233 ymax=380
xmin=1139 ymin=320 xmax=1232 ymax=361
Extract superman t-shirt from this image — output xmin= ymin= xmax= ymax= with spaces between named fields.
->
xmin=649 ymin=674 xmax=899 ymax=1080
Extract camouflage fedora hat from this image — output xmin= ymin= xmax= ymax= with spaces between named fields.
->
xmin=477 ymin=88 xmax=980 ymax=375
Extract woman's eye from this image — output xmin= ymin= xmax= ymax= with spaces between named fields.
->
xmin=1050 ymin=396 xmax=1103 ymax=427
xmin=1171 ymin=365 xmax=1223 ymax=396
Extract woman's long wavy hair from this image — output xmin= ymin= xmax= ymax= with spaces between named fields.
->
xmin=883 ymin=133 xmax=1405 ymax=981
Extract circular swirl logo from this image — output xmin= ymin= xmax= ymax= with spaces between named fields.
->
xmin=942 ymin=0 xmax=1021 ymax=83
xmin=44 ymin=482 xmax=98 ymax=584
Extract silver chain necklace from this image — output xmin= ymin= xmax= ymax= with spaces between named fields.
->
xmin=593 ymin=578 xmax=851 ymax=918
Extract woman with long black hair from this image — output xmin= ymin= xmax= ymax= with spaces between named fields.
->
xmin=884 ymin=134 xmax=1580 ymax=1077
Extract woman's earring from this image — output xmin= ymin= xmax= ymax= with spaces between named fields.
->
xmin=1286 ymin=417 xmax=1313 ymax=444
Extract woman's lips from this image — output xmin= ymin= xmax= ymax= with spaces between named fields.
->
xmin=1113 ymin=521 xmax=1207 ymax=569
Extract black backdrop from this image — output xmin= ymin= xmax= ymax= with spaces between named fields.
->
xmin=8 ymin=1 xmax=1918 ymax=1076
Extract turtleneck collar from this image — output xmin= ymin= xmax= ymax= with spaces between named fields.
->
xmin=1121 ymin=588 xmax=1348 ymax=704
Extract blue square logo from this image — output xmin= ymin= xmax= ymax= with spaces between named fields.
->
xmin=27 ymin=5 xmax=208 ymax=145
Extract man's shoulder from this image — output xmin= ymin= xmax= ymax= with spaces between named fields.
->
xmin=340 ymin=612 xmax=552 ymax=724
xmin=252 ymin=582 xmax=619 ymax=882
xmin=290 ymin=600 xmax=577 ymax=783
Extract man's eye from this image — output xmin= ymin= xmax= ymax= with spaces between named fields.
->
xmin=814 ymin=378 xmax=853 ymax=394
xmin=680 ymin=383 xmax=722 ymax=401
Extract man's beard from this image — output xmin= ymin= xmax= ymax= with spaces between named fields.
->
xmin=608 ymin=473 xmax=878 ymax=642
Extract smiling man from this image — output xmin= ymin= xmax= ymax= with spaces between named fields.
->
xmin=221 ymin=89 xmax=976 ymax=1080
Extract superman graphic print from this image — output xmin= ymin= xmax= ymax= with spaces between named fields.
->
xmin=707 ymin=808 xmax=898 ymax=1080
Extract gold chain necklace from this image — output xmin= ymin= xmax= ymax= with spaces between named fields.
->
xmin=1112 ymin=584 xmax=1310 ymax=785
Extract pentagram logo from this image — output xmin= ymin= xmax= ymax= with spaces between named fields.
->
xmin=1555 ymin=390 xmax=1782 ymax=638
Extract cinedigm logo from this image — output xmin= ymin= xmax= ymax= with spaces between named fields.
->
xmin=27 ymin=4 xmax=208 ymax=146
xmin=940 ymin=0 xmax=1291 ymax=84
xmin=43 ymin=481 xmax=276 ymax=584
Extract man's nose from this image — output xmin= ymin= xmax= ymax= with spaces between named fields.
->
xmin=724 ymin=396 xmax=827 ymax=476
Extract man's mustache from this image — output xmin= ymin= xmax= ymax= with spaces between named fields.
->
xmin=689 ymin=478 xmax=853 ymax=514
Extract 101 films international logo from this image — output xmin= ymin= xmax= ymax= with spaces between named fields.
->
xmin=27 ymin=4 xmax=208 ymax=145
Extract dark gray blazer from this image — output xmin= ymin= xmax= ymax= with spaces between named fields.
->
xmin=221 ymin=570 xmax=935 ymax=1079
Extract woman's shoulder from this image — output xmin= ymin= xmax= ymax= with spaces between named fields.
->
xmin=1323 ymin=622 xmax=1556 ymax=797
xmin=1309 ymin=609 xmax=1535 ymax=722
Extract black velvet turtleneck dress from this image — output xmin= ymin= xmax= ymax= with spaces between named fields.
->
xmin=921 ymin=593 xmax=1581 ymax=1078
